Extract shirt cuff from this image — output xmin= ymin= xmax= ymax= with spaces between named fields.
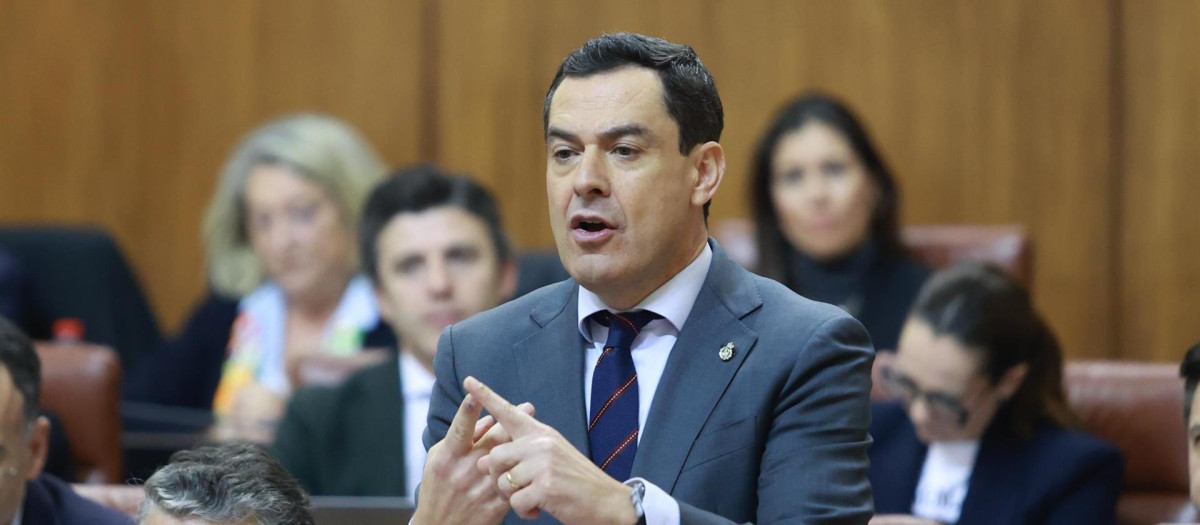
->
xmin=625 ymin=477 xmax=680 ymax=525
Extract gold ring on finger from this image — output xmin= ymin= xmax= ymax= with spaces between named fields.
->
xmin=505 ymin=471 xmax=517 ymax=489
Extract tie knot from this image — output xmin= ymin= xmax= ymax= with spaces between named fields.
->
xmin=593 ymin=310 xmax=660 ymax=351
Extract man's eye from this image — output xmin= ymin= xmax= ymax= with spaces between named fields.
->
xmin=552 ymin=148 xmax=576 ymax=161
xmin=395 ymin=259 xmax=422 ymax=275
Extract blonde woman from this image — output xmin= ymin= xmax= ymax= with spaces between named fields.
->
xmin=126 ymin=114 xmax=392 ymax=443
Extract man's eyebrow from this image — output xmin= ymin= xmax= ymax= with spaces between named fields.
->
xmin=546 ymin=127 xmax=579 ymax=144
xmin=546 ymin=124 xmax=653 ymax=144
xmin=598 ymin=124 xmax=651 ymax=142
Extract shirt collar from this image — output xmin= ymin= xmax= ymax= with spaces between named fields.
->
xmin=399 ymin=350 xmax=436 ymax=399
xmin=577 ymin=242 xmax=713 ymax=341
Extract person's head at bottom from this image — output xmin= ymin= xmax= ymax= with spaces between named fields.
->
xmin=881 ymin=263 xmax=1077 ymax=443
xmin=0 ymin=316 xmax=52 ymax=524
xmin=139 ymin=442 xmax=313 ymax=525
xmin=1180 ymin=343 xmax=1200 ymax=509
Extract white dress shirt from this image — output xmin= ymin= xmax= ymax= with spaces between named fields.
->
xmin=399 ymin=350 xmax=436 ymax=500
xmin=911 ymin=440 xmax=980 ymax=523
xmin=576 ymin=243 xmax=712 ymax=525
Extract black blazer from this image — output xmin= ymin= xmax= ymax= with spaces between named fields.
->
xmin=124 ymin=292 xmax=395 ymax=408
xmin=22 ymin=474 xmax=132 ymax=525
xmin=785 ymin=248 xmax=929 ymax=352
xmin=853 ymin=254 xmax=929 ymax=351
xmin=869 ymin=402 xmax=1124 ymax=524
xmin=272 ymin=356 xmax=408 ymax=496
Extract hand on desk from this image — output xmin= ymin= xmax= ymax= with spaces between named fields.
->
xmin=467 ymin=376 xmax=637 ymax=525
xmin=413 ymin=387 xmax=535 ymax=525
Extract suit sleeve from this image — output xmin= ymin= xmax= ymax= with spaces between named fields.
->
xmin=272 ymin=387 xmax=329 ymax=495
xmin=423 ymin=324 xmax=464 ymax=452
xmin=762 ymin=314 xmax=874 ymax=522
xmin=671 ymin=315 xmax=875 ymax=524
xmin=1042 ymin=446 xmax=1124 ymax=525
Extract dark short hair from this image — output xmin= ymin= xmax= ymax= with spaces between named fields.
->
xmin=140 ymin=442 xmax=313 ymax=525
xmin=359 ymin=165 xmax=512 ymax=285
xmin=909 ymin=263 xmax=1078 ymax=438
xmin=750 ymin=92 xmax=903 ymax=285
xmin=544 ymin=32 xmax=723 ymax=217
xmin=1181 ymin=343 xmax=1200 ymax=422
xmin=0 ymin=316 xmax=40 ymax=423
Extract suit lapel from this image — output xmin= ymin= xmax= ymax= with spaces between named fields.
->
xmin=883 ymin=418 xmax=927 ymax=513
xmin=21 ymin=477 xmax=63 ymax=525
xmin=512 ymin=283 xmax=590 ymax=454
xmin=631 ymin=241 xmax=762 ymax=493
xmin=354 ymin=358 xmax=408 ymax=494
xmin=957 ymin=425 xmax=1022 ymax=524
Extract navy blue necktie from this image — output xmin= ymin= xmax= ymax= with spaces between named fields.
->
xmin=588 ymin=310 xmax=660 ymax=481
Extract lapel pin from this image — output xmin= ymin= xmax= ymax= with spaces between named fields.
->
xmin=718 ymin=342 xmax=735 ymax=362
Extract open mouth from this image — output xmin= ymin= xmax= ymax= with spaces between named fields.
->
xmin=569 ymin=214 xmax=617 ymax=243
xmin=578 ymin=220 xmax=607 ymax=232
xmin=571 ymin=215 xmax=615 ymax=232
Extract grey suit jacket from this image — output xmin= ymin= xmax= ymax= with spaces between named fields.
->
xmin=423 ymin=240 xmax=874 ymax=524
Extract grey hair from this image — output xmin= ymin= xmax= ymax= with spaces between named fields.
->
xmin=138 ymin=442 xmax=314 ymax=525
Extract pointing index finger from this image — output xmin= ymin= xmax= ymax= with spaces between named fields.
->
xmin=463 ymin=376 xmax=538 ymax=437
xmin=445 ymin=393 xmax=483 ymax=454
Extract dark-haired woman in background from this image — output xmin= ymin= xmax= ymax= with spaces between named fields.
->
xmin=750 ymin=93 xmax=928 ymax=350
xmin=869 ymin=263 xmax=1122 ymax=525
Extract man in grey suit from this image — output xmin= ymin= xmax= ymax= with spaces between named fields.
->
xmin=415 ymin=33 xmax=874 ymax=524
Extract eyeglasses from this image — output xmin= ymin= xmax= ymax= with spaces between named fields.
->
xmin=878 ymin=364 xmax=987 ymax=427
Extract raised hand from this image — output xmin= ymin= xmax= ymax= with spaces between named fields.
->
xmin=466 ymin=376 xmax=638 ymax=525
xmin=413 ymin=393 xmax=511 ymax=525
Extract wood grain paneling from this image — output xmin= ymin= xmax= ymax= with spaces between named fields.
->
xmin=0 ymin=0 xmax=426 ymax=330
xmin=1119 ymin=0 xmax=1200 ymax=361
xmin=2 ymin=1 xmax=1188 ymax=362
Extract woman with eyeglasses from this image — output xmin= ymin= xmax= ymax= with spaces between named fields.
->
xmin=869 ymin=263 xmax=1123 ymax=525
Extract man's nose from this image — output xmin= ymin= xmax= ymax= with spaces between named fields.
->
xmin=573 ymin=148 xmax=611 ymax=198
xmin=427 ymin=260 xmax=453 ymax=297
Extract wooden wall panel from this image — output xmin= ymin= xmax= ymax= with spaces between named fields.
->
xmin=0 ymin=0 xmax=426 ymax=330
xmin=434 ymin=0 xmax=1117 ymax=359
xmin=1119 ymin=0 xmax=1200 ymax=361
xmin=6 ymin=1 xmax=1189 ymax=363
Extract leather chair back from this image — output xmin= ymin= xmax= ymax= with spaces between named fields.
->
xmin=35 ymin=341 xmax=124 ymax=484
xmin=710 ymin=219 xmax=1032 ymax=287
xmin=1065 ymin=360 xmax=1194 ymax=525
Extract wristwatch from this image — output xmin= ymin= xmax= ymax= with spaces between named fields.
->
xmin=625 ymin=478 xmax=647 ymax=525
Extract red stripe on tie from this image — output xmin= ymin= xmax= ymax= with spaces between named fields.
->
xmin=614 ymin=314 xmax=641 ymax=336
xmin=599 ymin=428 xmax=639 ymax=470
xmin=594 ymin=347 xmax=614 ymax=369
xmin=589 ymin=373 xmax=637 ymax=430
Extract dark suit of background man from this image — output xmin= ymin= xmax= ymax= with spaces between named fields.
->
xmin=415 ymin=33 xmax=874 ymax=525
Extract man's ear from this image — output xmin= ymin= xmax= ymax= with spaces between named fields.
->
xmin=22 ymin=415 xmax=50 ymax=480
xmin=373 ymin=285 xmax=395 ymax=327
xmin=690 ymin=141 xmax=725 ymax=209
xmin=499 ymin=259 xmax=518 ymax=300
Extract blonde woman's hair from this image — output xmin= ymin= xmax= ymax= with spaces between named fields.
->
xmin=202 ymin=114 xmax=386 ymax=298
